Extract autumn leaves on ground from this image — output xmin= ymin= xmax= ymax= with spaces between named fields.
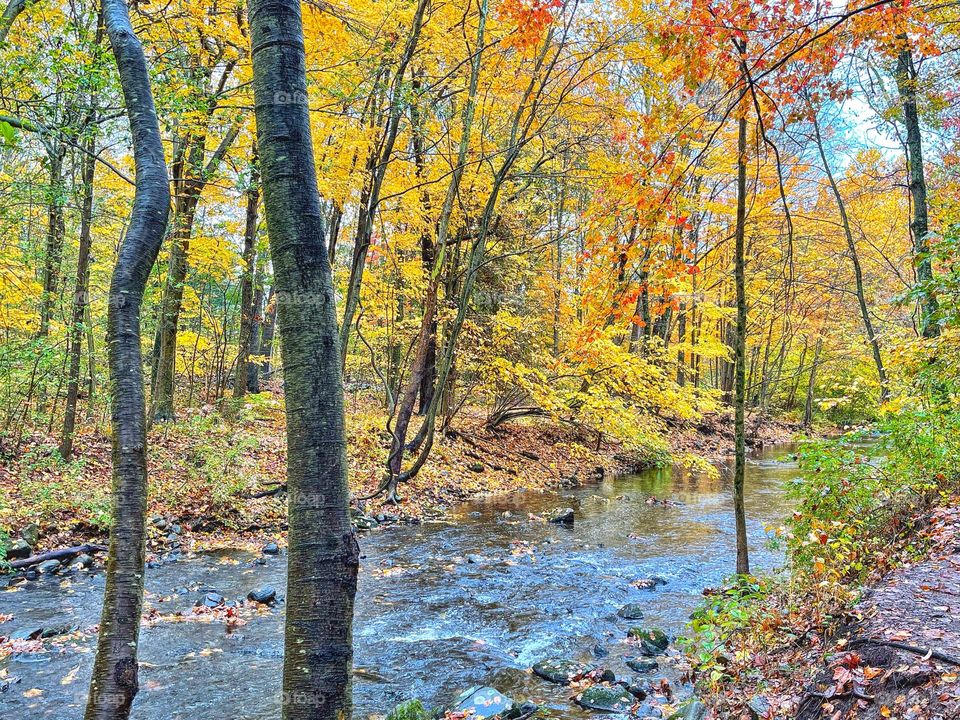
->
xmin=2 ymin=0 xmax=960 ymax=718
xmin=0 ymin=392 xmax=659 ymax=551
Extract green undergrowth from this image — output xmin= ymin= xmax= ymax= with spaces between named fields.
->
xmin=681 ymin=407 xmax=960 ymax=695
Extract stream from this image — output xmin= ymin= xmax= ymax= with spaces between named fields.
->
xmin=1 ymin=444 xmax=804 ymax=719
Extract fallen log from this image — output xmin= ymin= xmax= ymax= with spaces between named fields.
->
xmin=9 ymin=543 xmax=107 ymax=570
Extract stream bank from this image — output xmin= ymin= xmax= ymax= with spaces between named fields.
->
xmin=1 ymin=390 xmax=802 ymax=562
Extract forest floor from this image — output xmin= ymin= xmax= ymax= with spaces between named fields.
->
xmin=1 ymin=390 xmax=800 ymax=560
xmin=706 ymin=503 xmax=960 ymax=720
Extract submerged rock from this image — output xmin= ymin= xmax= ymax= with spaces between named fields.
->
xmin=261 ymin=542 xmax=280 ymax=555
xmin=548 ymin=507 xmax=575 ymax=525
xmin=628 ymin=628 xmax=670 ymax=655
xmin=532 ymin=658 xmax=595 ymax=684
xmin=575 ymin=685 xmax=635 ymax=713
xmin=632 ymin=576 xmax=668 ymax=591
xmin=617 ymin=603 xmax=645 ymax=620
xmin=10 ymin=626 xmax=43 ymax=641
xmin=247 ymin=585 xmax=277 ymax=605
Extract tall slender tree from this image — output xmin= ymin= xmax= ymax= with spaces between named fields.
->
xmin=895 ymin=43 xmax=939 ymax=338
xmin=247 ymin=0 xmax=359 ymax=716
xmin=85 ymin=0 xmax=170 ymax=716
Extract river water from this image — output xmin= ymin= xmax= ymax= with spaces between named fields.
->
xmin=1 ymin=445 xmax=802 ymax=718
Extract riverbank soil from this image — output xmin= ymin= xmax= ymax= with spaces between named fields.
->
xmin=1 ymin=390 xmax=803 ymax=562
xmin=719 ymin=504 xmax=960 ymax=720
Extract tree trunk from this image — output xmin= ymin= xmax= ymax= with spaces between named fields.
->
xmin=248 ymin=0 xmax=359 ymax=717
xmin=733 ymin=108 xmax=750 ymax=577
xmin=234 ymin=150 xmax=260 ymax=399
xmin=811 ymin=106 xmax=888 ymax=400
xmin=804 ymin=335 xmax=824 ymax=430
xmin=60 ymin=111 xmax=98 ymax=459
xmin=38 ymin=143 xmax=66 ymax=339
xmin=246 ymin=272 xmax=266 ymax=393
xmin=257 ymin=285 xmax=277 ymax=382
xmin=84 ymin=1 xmax=170 ymax=717
xmin=150 ymin=170 xmax=200 ymax=421
xmin=895 ymin=44 xmax=939 ymax=338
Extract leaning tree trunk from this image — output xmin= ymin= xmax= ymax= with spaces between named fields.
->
xmin=247 ymin=0 xmax=359 ymax=717
xmin=895 ymin=45 xmax=939 ymax=338
xmin=811 ymin=106 xmax=888 ymax=400
xmin=733 ymin=108 xmax=750 ymax=577
xmin=84 ymin=1 xmax=170 ymax=718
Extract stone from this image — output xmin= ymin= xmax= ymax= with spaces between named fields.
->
xmin=70 ymin=554 xmax=93 ymax=569
xmin=628 ymin=628 xmax=669 ymax=655
xmin=548 ymin=507 xmax=575 ymax=525
xmin=202 ymin=592 xmax=225 ymax=608
xmin=261 ymin=542 xmax=280 ymax=555
xmin=24 ymin=569 xmax=39 ymax=581
xmin=150 ymin=515 xmax=168 ymax=530
xmin=6 ymin=539 xmax=31 ymax=560
xmin=667 ymin=699 xmax=707 ymax=720
xmin=574 ymin=685 xmax=635 ymax=713
xmin=10 ymin=626 xmax=43 ymax=641
xmin=532 ymin=658 xmax=595 ymax=685
xmin=37 ymin=559 xmax=61 ymax=574
xmin=353 ymin=515 xmax=379 ymax=531
xmin=466 ymin=554 xmax=485 ymax=564
xmin=19 ymin=523 xmax=39 ymax=547
xmin=452 ymin=686 xmax=516 ymax=720
xmin=633 ymin=576 xmax=668 ymax=591
xmin=747 ymin=695 xmax=770 ymax=719
xmin=624 ymin=679 xmax=649 ymax=699
xmin=468 ymin=462 xmax=485 ymax=472
xmin=593 ymin=643 xmax=609 ymax=658
xmin=247 ymin=585 xmax=277 ymax=605
xmin=626 ymin=658 xmax=659 ymax=673
xmin=40 ymin=625 xmax=76 ymax=639
xmin=617 ymin=603 xmax=645 ymax=620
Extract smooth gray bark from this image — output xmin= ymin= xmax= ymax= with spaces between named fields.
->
xmin=84 ymin=0 xmax=170 ymax=717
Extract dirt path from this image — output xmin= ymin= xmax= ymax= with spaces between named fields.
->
xmin=795 ymin=506 xmax=960 ymax=720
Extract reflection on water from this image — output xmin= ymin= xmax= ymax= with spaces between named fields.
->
xmin=1 ymin=445 xmax=803 ymax=718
